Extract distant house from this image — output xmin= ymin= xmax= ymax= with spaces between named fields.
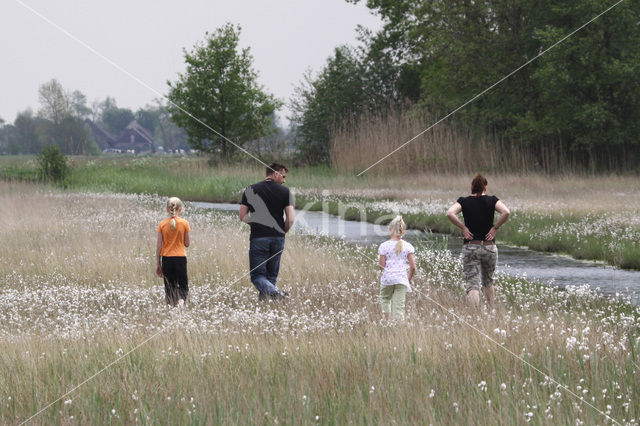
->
xmin=86 ymin=119 xmax=155 ymax=153
xmin=113 ymin=121 xmax=154 ymax=153
xmin=85 ymin=119 xmax=115 ymax=151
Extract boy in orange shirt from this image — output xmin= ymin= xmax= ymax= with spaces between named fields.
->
xmin=156 ymin=197 xmax=190 ymax=306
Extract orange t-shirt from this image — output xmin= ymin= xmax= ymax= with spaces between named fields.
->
xmin=157 ymin=217 xmax=190 ymax=257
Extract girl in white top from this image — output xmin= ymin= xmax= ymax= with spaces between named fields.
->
xmin=378 ymin=215 xmax=416 ymax=320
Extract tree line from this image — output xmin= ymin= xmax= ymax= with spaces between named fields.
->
xmin=4 ymin=1 xmax=638 ymax=172
xmin=292 ymin=0 xmax=640 ymax=172
xmin=0 ymin=79 xmax=191 ymax=155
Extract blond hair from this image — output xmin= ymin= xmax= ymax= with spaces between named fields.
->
xmin=388 ymin=215 xmax=406 ymax=255
xmin=166 ymin=197 xmax=183 ymax=231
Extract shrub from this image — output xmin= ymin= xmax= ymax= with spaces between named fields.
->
xmin=37 ymin=145 xmax=69 ymax=185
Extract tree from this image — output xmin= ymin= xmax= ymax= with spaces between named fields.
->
xmin=525 ymin=0 xmax=640 ymax=168
xmin=291 ymin=46 xmax=366 ymax=164
xmin=102 ymin=107 xmax=135 ymax=136
xmin=34 ymin=80 xmax=97 ymax=155
xmin=152 ymin=102 xmax=189 ymax=152
xmin=37 ymin=145 xmax=69 ymax=184
xmin=167 ymin=23 xmax=281 ymax=159
xmin=347 ymin=0 xmax=640 ymax=170
xmin=135 ymin=106 xmax=161 ymax=135
xmin=38 ymin=79 xmax=71 ymax=125
xmin=11 ymin=110 xmax=43 ymax=154
xmin=69 ymin=90 xmax=91 ymax=120
xmin=253 ymin=113 xmax=291 ymax=156
xmin=0 ymin=117 xmax=7 ymax=154
xmin=91 ymin=96 xmax=117 ymax=123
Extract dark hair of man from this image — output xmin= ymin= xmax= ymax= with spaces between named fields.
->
xmin=471 ymin=173 xmax=488 ymax=195
xmin=266 ymin=162 xmax=288 ymax=176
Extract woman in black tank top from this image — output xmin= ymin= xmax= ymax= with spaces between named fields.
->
xmin=446 ymin=174 xmax=510 ymax=307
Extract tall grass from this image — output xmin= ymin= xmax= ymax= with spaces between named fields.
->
xmin=3 ymin=156 xmax=640 ymax=268
xmin=329 ymin=107 xmax=640 ymax=174
xmin=0 ymin=184 xmax=639 ymax=424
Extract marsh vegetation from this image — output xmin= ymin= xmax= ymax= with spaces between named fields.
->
xmin=0 ymin=183 xmax=638 ymax=424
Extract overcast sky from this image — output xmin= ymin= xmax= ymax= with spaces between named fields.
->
xmin=0 ymin=0 xmax=382 ymax=126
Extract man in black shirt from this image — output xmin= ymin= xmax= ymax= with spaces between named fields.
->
xmin=239 ymin=162 xmax=295 ymax=300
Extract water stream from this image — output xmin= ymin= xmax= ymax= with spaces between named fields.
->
xmin=193 ymin=202 xmax=640 ymax=304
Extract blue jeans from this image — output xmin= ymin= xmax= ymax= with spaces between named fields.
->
xmin=249 ymin=237 xmax=285 ymax=299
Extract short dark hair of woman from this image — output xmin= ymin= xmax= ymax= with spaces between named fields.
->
xmin=471 ymin=173 xmax=488 ymax=195
xmin=266 ymin=162 xmax=288 ymax=176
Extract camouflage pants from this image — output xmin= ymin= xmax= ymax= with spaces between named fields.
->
xmin=461 ymin=244 xmax=498 ymax=293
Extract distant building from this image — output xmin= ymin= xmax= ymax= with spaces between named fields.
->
xmin=86 ymin=119 xmax=155 ymax=153
xmin=112 ymin=121 xmax=154 ymax=153
xmin=85 ymin=119 xmax=115 ymax=151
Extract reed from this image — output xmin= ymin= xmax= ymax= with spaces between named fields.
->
xmin=328 ymin=106 xmax=636 ymax=174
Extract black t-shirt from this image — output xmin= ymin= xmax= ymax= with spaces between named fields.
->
xmin=241 ymin=180 xmax=293 ymax=239
xmin=457 ymin=195 xmax=499 ymax=242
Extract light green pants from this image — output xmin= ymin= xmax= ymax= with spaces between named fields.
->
xmin=379 ymin=284 xmax=407 ymax=320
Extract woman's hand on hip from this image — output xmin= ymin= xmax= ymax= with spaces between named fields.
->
xmin=463 ymin=226 xmax=474 ymax=240
xmin=485 ymin=227 xmax=496 ymax=241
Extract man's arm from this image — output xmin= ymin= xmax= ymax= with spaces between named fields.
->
xmin=284 ymin=205 xmax=295 ymax=233
xmin=239 ymin=204 xmax=250 ymax=223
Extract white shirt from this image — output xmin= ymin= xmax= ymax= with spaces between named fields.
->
xmin=378 ymin=239 xmax=415 ymax=291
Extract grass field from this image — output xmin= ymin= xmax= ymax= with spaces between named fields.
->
xmin=0 ymin=182 xmax=639 ymax=424
xmin=4 ymin=156 xmax=637 ymax=268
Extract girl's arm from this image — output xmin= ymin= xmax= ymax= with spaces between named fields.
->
xmin=155 ymin=232 xmax=164 ymax=277
xmin=184 ymin=231 xmax=190 ymax=248
xmin=378 ymin=255 xmax=386 ymax=269
xmin=407 ymin=253 xmax=416 ymax=283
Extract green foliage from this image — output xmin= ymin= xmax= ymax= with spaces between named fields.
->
xmin=37 ymin=117 xmax=100 ymax=156
xmin=527 ymin=1 xmax=640 ymax=165
xmin=167 ymin=23 xmax=281 ymax=159
xmin=8 ymin=80 xmax=98 ymax=155
xmin=102 ymin=107 xmax=134 ymax=136
xmin=0 ymin=119 xmax=6 ymax=154
xmin=292 ymin=47 xmax=365 ymax=164
xmin=134 ymin=107 xmax=160 ymax=135
xmin=36 ymin=145 xmax=69 ymax=184
xmin=38 ymin=79 xmax=71 ymax=124
xmin=9 ymin=110 xmax=44 ymax=154
xmin=135 ymin=104 xmax=190 ymax=152
xmin=345 ymin=0 xmax=640 ymax=171
xmin=291 ymin=38 xmax=412 ymax=165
